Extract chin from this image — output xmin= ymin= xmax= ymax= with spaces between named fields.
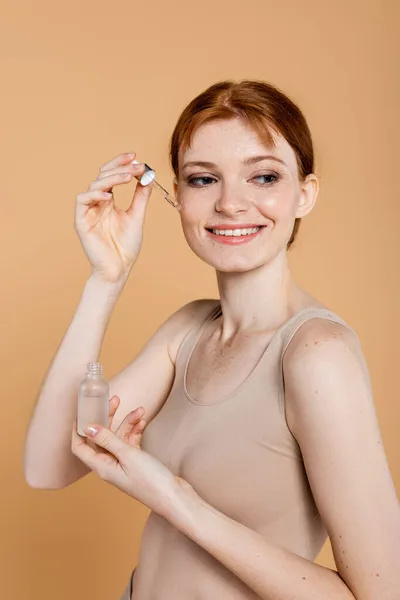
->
xmin=183 ymin=229 xmax=285 ymax=273
xmin=193 ymin=248 xmax=270 ymax=273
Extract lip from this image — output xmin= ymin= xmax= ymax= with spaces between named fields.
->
xmin=205 ymin=223 xmax=266 ymax=230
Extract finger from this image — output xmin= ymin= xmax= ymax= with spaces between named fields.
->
xmin=115 ymin=407 xmax=145 ymax=439
xmin=71 ymin=420 xmax=99 ymax=469
xmin=97 ymin=162 xmax=146 ymax=180
xmin=127 ymin=419 xmax=146 ymax=445
xmin=108 ymin=395 xmax=120 ymax=429
xmin=126 ymin=177 xmax=153 ymax=221
xmin=75 ymin=189 xmax=115 ymax=207
xmin=133 ymin=418 xmax=146 ymax=434
xmin=88 ymin=172 xmax=135 ymax=193
xmin=99 ymin=152 xmax=137 ymax=173
xmin=90 ymin=164 xmax=147 ymax=199
xmin=84 ymin=424 xmax=128 ymax=460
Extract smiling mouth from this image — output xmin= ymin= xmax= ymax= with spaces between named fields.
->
xmin=205 ymin=226 xmax=266 ymax=237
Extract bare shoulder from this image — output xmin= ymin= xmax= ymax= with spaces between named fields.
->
xmin=283 ymin=315 xmax=361 ymax=366
xmin=165 ymin=298 xmax=220 ymax=364
xmin=108 ymin=298 xmax=220 ymax=429
xmin=282 ymin=315 xmax=368 ymax=427
xmin=282 ymin=314 xmax=370 ymax=456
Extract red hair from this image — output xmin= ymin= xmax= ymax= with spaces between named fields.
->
xmin=169 ymin=80 xmax=315 ymax=249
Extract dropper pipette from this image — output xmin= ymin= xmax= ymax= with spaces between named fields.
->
xmin=131 ymin=160 xmax=179 ymax=210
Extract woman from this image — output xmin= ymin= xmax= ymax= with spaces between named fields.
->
xmin=24 ymin=80 xmax=399 ymax=600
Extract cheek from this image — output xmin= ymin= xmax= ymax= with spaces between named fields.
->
xmin=179 ymin=196 xmax=207 ymax=227
xmin=179 ymin=205 xmax=202 ymax=238
xmin=257 ymin=187 xmax=298 ymax=221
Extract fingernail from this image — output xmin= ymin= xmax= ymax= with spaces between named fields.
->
xmin=85 ymin=426 xmax=99 ymax=437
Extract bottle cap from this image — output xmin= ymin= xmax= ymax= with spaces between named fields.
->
xmin=131 ymin=160 xmax=156 ymax=186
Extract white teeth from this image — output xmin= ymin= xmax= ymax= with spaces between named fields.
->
xmin=211 ymin=227 xmax=261 ymax=236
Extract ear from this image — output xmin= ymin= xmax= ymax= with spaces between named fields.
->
xmin=172 ymin=177 xmax=182 ymax=209
xmin=295 ymin=174 xmax=319 ymax=218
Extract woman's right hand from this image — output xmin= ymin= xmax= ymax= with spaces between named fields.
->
xmin=74 ymin=152 xmax=153 ymax=284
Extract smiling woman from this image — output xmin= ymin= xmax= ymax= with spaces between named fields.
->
xmin=170 ymin=80 xmax=316 ymax=251
xmin=24 ymin=79 xmax=400 ymax=600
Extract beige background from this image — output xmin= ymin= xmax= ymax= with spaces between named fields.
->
xmin=1 ymin=0 xmax=399 ymax=598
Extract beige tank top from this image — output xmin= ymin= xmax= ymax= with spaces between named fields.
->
xmin=121 ymin=303 xmax=354 ymax=599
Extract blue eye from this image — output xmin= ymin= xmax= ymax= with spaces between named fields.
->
xmin=253 ymin=174 xmax=279 ymax=185
xmin=187 ymin=176 xmax=216 ymax=187
xmin=186 ymin=173 xmax=279 ymax=187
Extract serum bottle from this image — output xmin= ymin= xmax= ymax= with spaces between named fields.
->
xmin=77 ymin=362 xmax=109 ymax=436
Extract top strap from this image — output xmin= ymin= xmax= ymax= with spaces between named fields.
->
xmin=174 ymin=301 xmax=221 ymax=369
xmin=280 ymin=306 xmax=356 ymax=357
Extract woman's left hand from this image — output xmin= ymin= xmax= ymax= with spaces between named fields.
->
xmin=71 ymin=398 xmax=196 ymax=523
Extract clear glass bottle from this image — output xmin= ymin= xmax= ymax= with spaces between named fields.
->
xmin=77 ymin=362 xmax=109 ymax=436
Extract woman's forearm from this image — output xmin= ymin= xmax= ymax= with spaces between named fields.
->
xmin=171 ymin=484 xmax=356 ymax=600
xmin=23 ymin=274 xmax=126 ymax=489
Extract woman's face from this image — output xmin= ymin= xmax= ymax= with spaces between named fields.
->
xmin=174 ymin=117 xmax=318 ymax=273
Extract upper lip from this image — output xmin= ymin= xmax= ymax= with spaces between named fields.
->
xmin=206 ymin=223 xmax=266 ymax=230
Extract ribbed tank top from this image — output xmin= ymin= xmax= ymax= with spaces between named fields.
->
xmin=122 ymin=303 xmax=355 ymax=599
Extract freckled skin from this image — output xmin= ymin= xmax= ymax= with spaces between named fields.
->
xmin=172 ymin=117 xmax=323 ymax=403
xmin=174 ymin=118 xmax=318 ymax=274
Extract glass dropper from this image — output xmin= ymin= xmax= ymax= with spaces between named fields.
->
xmin=132 ymin=159 xmax=180 ymax=210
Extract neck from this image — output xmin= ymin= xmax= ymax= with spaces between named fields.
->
xmin=215 ymin=251 xmax=308 ymax=341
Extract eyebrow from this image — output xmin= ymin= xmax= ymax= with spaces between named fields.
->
xmin=182 ymin=155 xmax=288 ymax=171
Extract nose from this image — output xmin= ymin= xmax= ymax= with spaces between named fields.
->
xmin=214 ymin=181 xmax=250 ymax=216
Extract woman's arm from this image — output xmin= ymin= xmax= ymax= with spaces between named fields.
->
xmin=168 ymin=319 xmax=400 ymax=600
xmin=72 ymin=317 xmax=400 ymax=600
xmin=174 ymin=484 xmax=356 ymax=599
xmin=25 ymin=273 xmax=214 ymax=490
xmin=24 ymin=275 xmax=126 ymax=489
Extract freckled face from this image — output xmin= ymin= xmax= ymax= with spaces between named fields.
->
xmin=174 ymin=118 xmax=314 ymax=273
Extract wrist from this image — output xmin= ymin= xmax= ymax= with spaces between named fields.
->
xmin=87 ymin=271 xmax=128 ymax=296
xmin=166 ymin=478 xmax=206 ymax=539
